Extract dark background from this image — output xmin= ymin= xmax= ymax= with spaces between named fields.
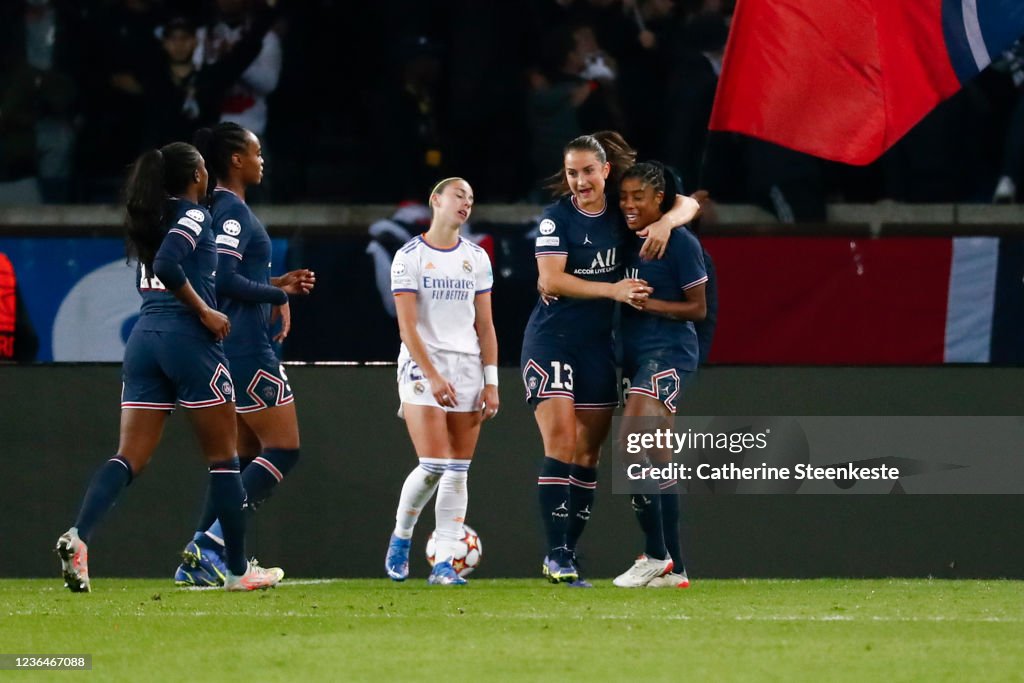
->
xmin=3 ymin=364 xmax=1022 ymax=580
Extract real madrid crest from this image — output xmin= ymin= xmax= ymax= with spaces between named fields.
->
xmin=462 ymin=260 xmax=472 ymax=273
xmin=413 ymin=381 xmax=426 ymax=395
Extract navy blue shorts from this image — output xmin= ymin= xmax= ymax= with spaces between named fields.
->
xmin=121 ymin=330 xmax=234 ymax=410
xmin=622 ymin=353 xmax=693 ymax=414
xmin=521 ymin=340 xmax=618 ymax=409
xmin=231 ymin=347 xmax=295 ymax=414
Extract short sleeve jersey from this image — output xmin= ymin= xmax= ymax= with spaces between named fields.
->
xmin=524 ymin=194 xmax=626 ymax=342
xmin=621 ymin=227 xmax=707 ymax=370
xmin=211 ymin=188 xmax=274 ymax=356
xmin=391 ymin=235 xmax=493 ymax=356
xmin=133 ymin=198 xmax=216 ymax=338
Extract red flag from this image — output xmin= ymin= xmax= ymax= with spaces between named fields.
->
xmin=709 ymin=0 xmax=1024 ymax=165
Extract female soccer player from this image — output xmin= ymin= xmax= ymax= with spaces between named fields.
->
xmin=55 ymin=142 xmax=283 ymax=592
xmin=613 ymin=162 xmax=706 ymax=589
xmin=523 ymin=132 xmax=700 ymax=585
xmin=173 ymin=122 xmax=315 ymax=586
xmin=383 ymin=177 xmax=499 ymax=586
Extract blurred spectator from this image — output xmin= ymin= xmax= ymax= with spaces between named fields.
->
xmin=663 ymin=10 xmax=727 ymax=193
xmin=195 ymin=0 xmax=282 ymax=137
xmin=76 ymin=0 xmax=164 ymax=201
xmin=367 ymin=35 xmax=447 ymax=202
xmin=615 ymin=0 xmax=676 ymax=156
xmin=527 ymin=27 xmax=621 ymax=194
xmin=0 ymin=0 xmax=78 ymax=204
xmin=140 ymin=12 xmax=278 ymax=148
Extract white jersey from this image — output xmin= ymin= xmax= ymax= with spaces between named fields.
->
xmin=391 ymin=235 xmax=493 ymax=357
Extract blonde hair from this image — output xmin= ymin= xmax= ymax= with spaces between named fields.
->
xmin=429 ymin=177 xmax=466 ymax=204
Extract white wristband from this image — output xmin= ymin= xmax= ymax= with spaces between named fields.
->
xmin=484 ymin=365 xmax=499 ymax=387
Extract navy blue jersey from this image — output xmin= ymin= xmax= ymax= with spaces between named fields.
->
xmin=133 ymin=199 xmax=216 ymax=338
xmin=211 ymin=188 xmax=284 ymax=357
xmin=621 ymin=228 xmax=707 ymax=371
xmin=524 ymin=195 xmax=627 ymax=342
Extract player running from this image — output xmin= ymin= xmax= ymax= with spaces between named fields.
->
xmin=172 ymin=123 xmax=315 ymax=587
xmin=55 ymin=142 xmax=282 ymax=592
xmin=384 ymin=177 xmax=499 ymax=586
xmin=613 ymin=163 xmax=706 ymax=588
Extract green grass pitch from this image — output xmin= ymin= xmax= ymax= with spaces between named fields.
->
xmin=2 ymin=578 xmax=1022 ymax=681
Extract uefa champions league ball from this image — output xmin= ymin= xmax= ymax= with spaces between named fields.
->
xmin=425 ymin=524 xmax=482 ymax=577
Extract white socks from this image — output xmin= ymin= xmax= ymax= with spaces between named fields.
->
xmin=392 ymin=458 xmax=446 ymax=539
xmin=433 ymin=461 xmax=471 ymax=564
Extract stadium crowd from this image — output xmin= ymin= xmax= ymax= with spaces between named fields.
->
xmin=2 ymin=0 xmax=1024 ymax=218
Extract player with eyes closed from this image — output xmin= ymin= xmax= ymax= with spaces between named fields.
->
xmin=384 ymin=177 xmax=499 ymax=586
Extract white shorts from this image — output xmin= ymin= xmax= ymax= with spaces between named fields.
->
xmin=397 ymin=350 xmax=483 ymax=415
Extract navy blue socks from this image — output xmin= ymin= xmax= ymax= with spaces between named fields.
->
xmin=74 ymin=456 xmax=133 ymax=543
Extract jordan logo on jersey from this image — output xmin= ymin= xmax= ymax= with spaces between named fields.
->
xmin=583 ymin=234 xmax=593 ymax=245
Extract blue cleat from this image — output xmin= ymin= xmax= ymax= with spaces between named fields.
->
xmin=174 ymin=563 xmax=219 ymax=587
xmin=385 ymin=534 xmax=411 ymax=581
xmin=182 ymin=541 xmax=227 ymax=586
xmin=565 ymin=550 xmax=591 ymax=587
xmin=427 ymin=560 xmax=467 ymax=586
xmin=541 ymin=548 xmax=578 ymax=584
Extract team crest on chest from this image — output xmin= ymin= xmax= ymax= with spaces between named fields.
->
xmin=462 ymin=260 xmax=473 ymax=273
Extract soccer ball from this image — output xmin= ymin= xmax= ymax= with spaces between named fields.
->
xmin=425 ymin=524 xmax=482 ymax=577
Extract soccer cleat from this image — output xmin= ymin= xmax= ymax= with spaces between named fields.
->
xmin=56 ymin=527 xmax=90 ymax=593
xmin=385 ymin=534 xmax=412 ymax=581
xmin=224 ymin=559 xmax=284 ymax=591
xmin=427 ymin=560 xmax=467 ymax=586
xmin=565 ymin=550 xmax=591 ymax=587
xmin=541 ymin=549 xmax=579 ymax=584
xmin=174 ymin=563 xmax=220 ymax=587
xmin=647 ymin=569 xmax=690 ymax=589
xmin=613 ymin=554 xmax=674 ymax=588
xmin=182 ymin=540 xmax=227 ymax=585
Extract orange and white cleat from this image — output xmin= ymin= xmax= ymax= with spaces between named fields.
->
xmin=56 ymin=527 xmax=91 ymax=593
xmin=646 ymin=569 xmax=690 ymax=589
xmin=224 ymin=559 xmax=284 ymax=591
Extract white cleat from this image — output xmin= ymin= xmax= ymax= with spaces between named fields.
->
xmin=646 ymin=570 xmax=690 ymax=588
xmin=613 ymin=554 xmax=673 ymax=588
xmin=56 ymin=527 xmax=91 ymax=593
xmin=224 ymin=559 xmax=284 ymax=591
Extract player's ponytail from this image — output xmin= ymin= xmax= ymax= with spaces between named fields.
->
xmin=124 ymin=143 xmax=203 ymax=267
xmin=591 ymin=130 xmax=637 ymax=188
xmin=124 ymin=149 xmax=167 ymax=268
